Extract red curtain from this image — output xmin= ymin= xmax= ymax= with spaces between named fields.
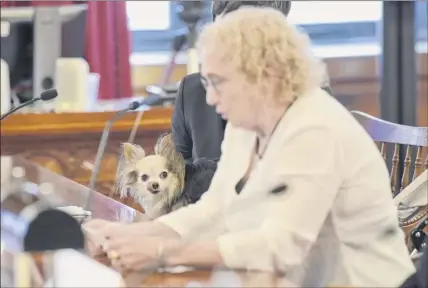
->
xmin=0 ymin=0 xmax=133 ymax=99
xmin=1 ymin=0 xmax=29 ymax=7
xmin=85 ymin=1 xmax=132 ymax=99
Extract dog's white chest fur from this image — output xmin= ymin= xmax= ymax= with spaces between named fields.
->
xmin=134 ymin=194 xmax=166 ymax=219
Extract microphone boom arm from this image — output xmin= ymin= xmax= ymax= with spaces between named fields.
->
xmin=0 ymin=98 xmax=39 ymax=120
xmin=85 ymin=102 xmax=140 ymax=214
xmin=88 ymin=109 xmax=131 ymax=191
xmin=1 ymin=88 xmax=58 ymax=121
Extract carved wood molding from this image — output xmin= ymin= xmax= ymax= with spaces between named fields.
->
xmin=0 ymin=108 xmax=173 ymax=136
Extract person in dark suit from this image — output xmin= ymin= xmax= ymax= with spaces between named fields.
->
xmin=172 ymin=1 xmax=332 ymax=162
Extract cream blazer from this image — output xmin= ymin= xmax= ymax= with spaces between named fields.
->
xmin=158 ymin=88 xmax=415 ymax=287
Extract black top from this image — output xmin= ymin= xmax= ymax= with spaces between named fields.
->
xmin=172 ymin=73 xmax=226 ymax=162
xmin=399 ymin=238 xmax=428 ymax=288
xmin=172 ymin=72 xmax=333 ymax=163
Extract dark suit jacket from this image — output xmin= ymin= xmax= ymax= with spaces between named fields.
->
xmin=172 ymin=73 xmax=226 ymax=162
xmin=400 ymin=238 xmax=428 ymax=288
xmin=172 ymin=72 xmax=333 ymax=162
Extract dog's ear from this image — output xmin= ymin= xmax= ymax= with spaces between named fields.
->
xmin=122 ymin=143 xmax=145 ymax=163
xmin=154 ymin=133 xmax=171 ymax=155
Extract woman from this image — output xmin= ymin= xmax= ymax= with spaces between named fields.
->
xmin=85 ymin=7 xmax=415 ymax=287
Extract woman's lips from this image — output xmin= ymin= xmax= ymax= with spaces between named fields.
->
xmin=216 ymin=108 xmax=225 ymax=118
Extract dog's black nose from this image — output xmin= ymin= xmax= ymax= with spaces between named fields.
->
xmin=151 ymin=182 xmax=159 ymax=190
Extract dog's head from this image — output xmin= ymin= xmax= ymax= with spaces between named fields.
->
xmin=116 ymin=143 xmax=181 ymax=202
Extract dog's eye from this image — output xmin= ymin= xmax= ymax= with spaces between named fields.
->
xmin=126 ymin=170 xmax=138 ymax=184
xmin=160 ymin=171 xmax=168 ymax=179
xmin=141 ymin=174 xmax=149 ymax=182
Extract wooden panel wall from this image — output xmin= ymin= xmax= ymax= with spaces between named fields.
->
xmin=132 ymin=52 xmax=428 ymax=126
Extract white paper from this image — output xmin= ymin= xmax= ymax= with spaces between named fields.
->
xmin=394 ymin=170 xmax=428 ymax=207
xmin=160 ymin=265 xmax=196 ymax=273
xmin=47 ymin=249 xmax=124 ymax=287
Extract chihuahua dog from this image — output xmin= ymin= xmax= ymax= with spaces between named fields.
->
xmin=116 ymin=133 xmax=217 ymax=219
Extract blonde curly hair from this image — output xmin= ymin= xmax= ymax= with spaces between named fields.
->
xmin=197 ymin=7 xmax=327 ymax=103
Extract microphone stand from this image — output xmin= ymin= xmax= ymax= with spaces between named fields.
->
xmin=127 ymin=94 xmax=177 ymax=144
xmin=0 ymin=88 xmax=58 ymax=121
xmin=83 ymin=101 xmax=141 ymax=220
xmin=1 ymin=98 xmax=39 ymax=120
xmin=128 ymin=31 xmax=186 ymax=145
xmin=126 ymin=2 xmax=205 ymax=144
xmin=161 ymin=34 xmax=187 ymax=85
xmin=87 ymin=102 xmax=140 ymax=193
xmin=84 ymin=98 xmax=173 ymax=216
xmin=177 ymin=1 xmax=205 ymax=75
xmin=186 ymin=23 xmax=199 ymax=75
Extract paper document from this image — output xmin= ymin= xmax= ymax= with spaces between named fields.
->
xmin=46 ymin=249 xmax=124 ymax=287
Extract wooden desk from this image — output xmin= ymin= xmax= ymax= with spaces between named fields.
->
xmin=1 ymin=156 xmax=296 ymax=287
xmin=124 ymin=269 xmax=297 ymax=287
xmin=0 ymin=107 xmax=173 ymax=212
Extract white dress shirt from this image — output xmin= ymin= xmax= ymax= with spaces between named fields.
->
xmin=157 ymin=88 xmax=415 ymax=287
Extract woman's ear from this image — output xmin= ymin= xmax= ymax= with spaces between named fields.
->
xmin=122 ymin=143 xmax=145 ymax=163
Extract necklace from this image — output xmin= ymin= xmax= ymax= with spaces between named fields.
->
xmin=235 ymin=99 xmax=296 ymax=195
xmin=255 ymin=100 xmax=295 ymax=159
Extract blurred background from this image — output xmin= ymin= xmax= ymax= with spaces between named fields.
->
xmin=126 ymin=1 xmax=427 ymax=126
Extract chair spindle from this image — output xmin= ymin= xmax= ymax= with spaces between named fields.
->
xmin=390 ymin=143 xmax=400 ymax=195
xmin=400 ymin=145 xmax=412 ymax=191
xmin=380 ymin=142 xmax=387 ymax=162
xmin=413 ymin=146 xmax=423 ymax=180
xmin=425 ymin=155 xmax=428 ymax=170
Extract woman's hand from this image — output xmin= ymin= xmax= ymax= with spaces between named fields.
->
xmin=83 ymin=219 xmax=133 ymax=256
xmin=102 ymin=229 xmax=173 ymax=271
xmin=82 ymin=219 xmax=182 ymax=270
xmin=101 ymin=227 xmax=224 ymax=271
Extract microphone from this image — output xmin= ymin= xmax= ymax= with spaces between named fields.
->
xmin=24 ymin=208 xmax=85 ymax=252
xmin=139 ymin=92 xmax=177 ymax=107
xmin=0 ymin=88 xmax=58 ymax=121
xmin=127 ymin=92 xmax=177 ymax=143
xmin=1 ymin=178 xmax=85 ymax=252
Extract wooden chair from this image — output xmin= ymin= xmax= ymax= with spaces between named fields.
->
xmin=351 ymin=111 xmax=428 ymax=252
xmin=351 ymin=111 xmax=428 ymax=194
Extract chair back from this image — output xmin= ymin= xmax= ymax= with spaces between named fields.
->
xmin=352 ymin=111 xmax=428 ymax=252
xmin=351 ymin=111 xmax=428 ymax=194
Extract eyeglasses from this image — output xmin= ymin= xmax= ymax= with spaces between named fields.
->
xmin=200 ymin=74 xmax=229 ymax=94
